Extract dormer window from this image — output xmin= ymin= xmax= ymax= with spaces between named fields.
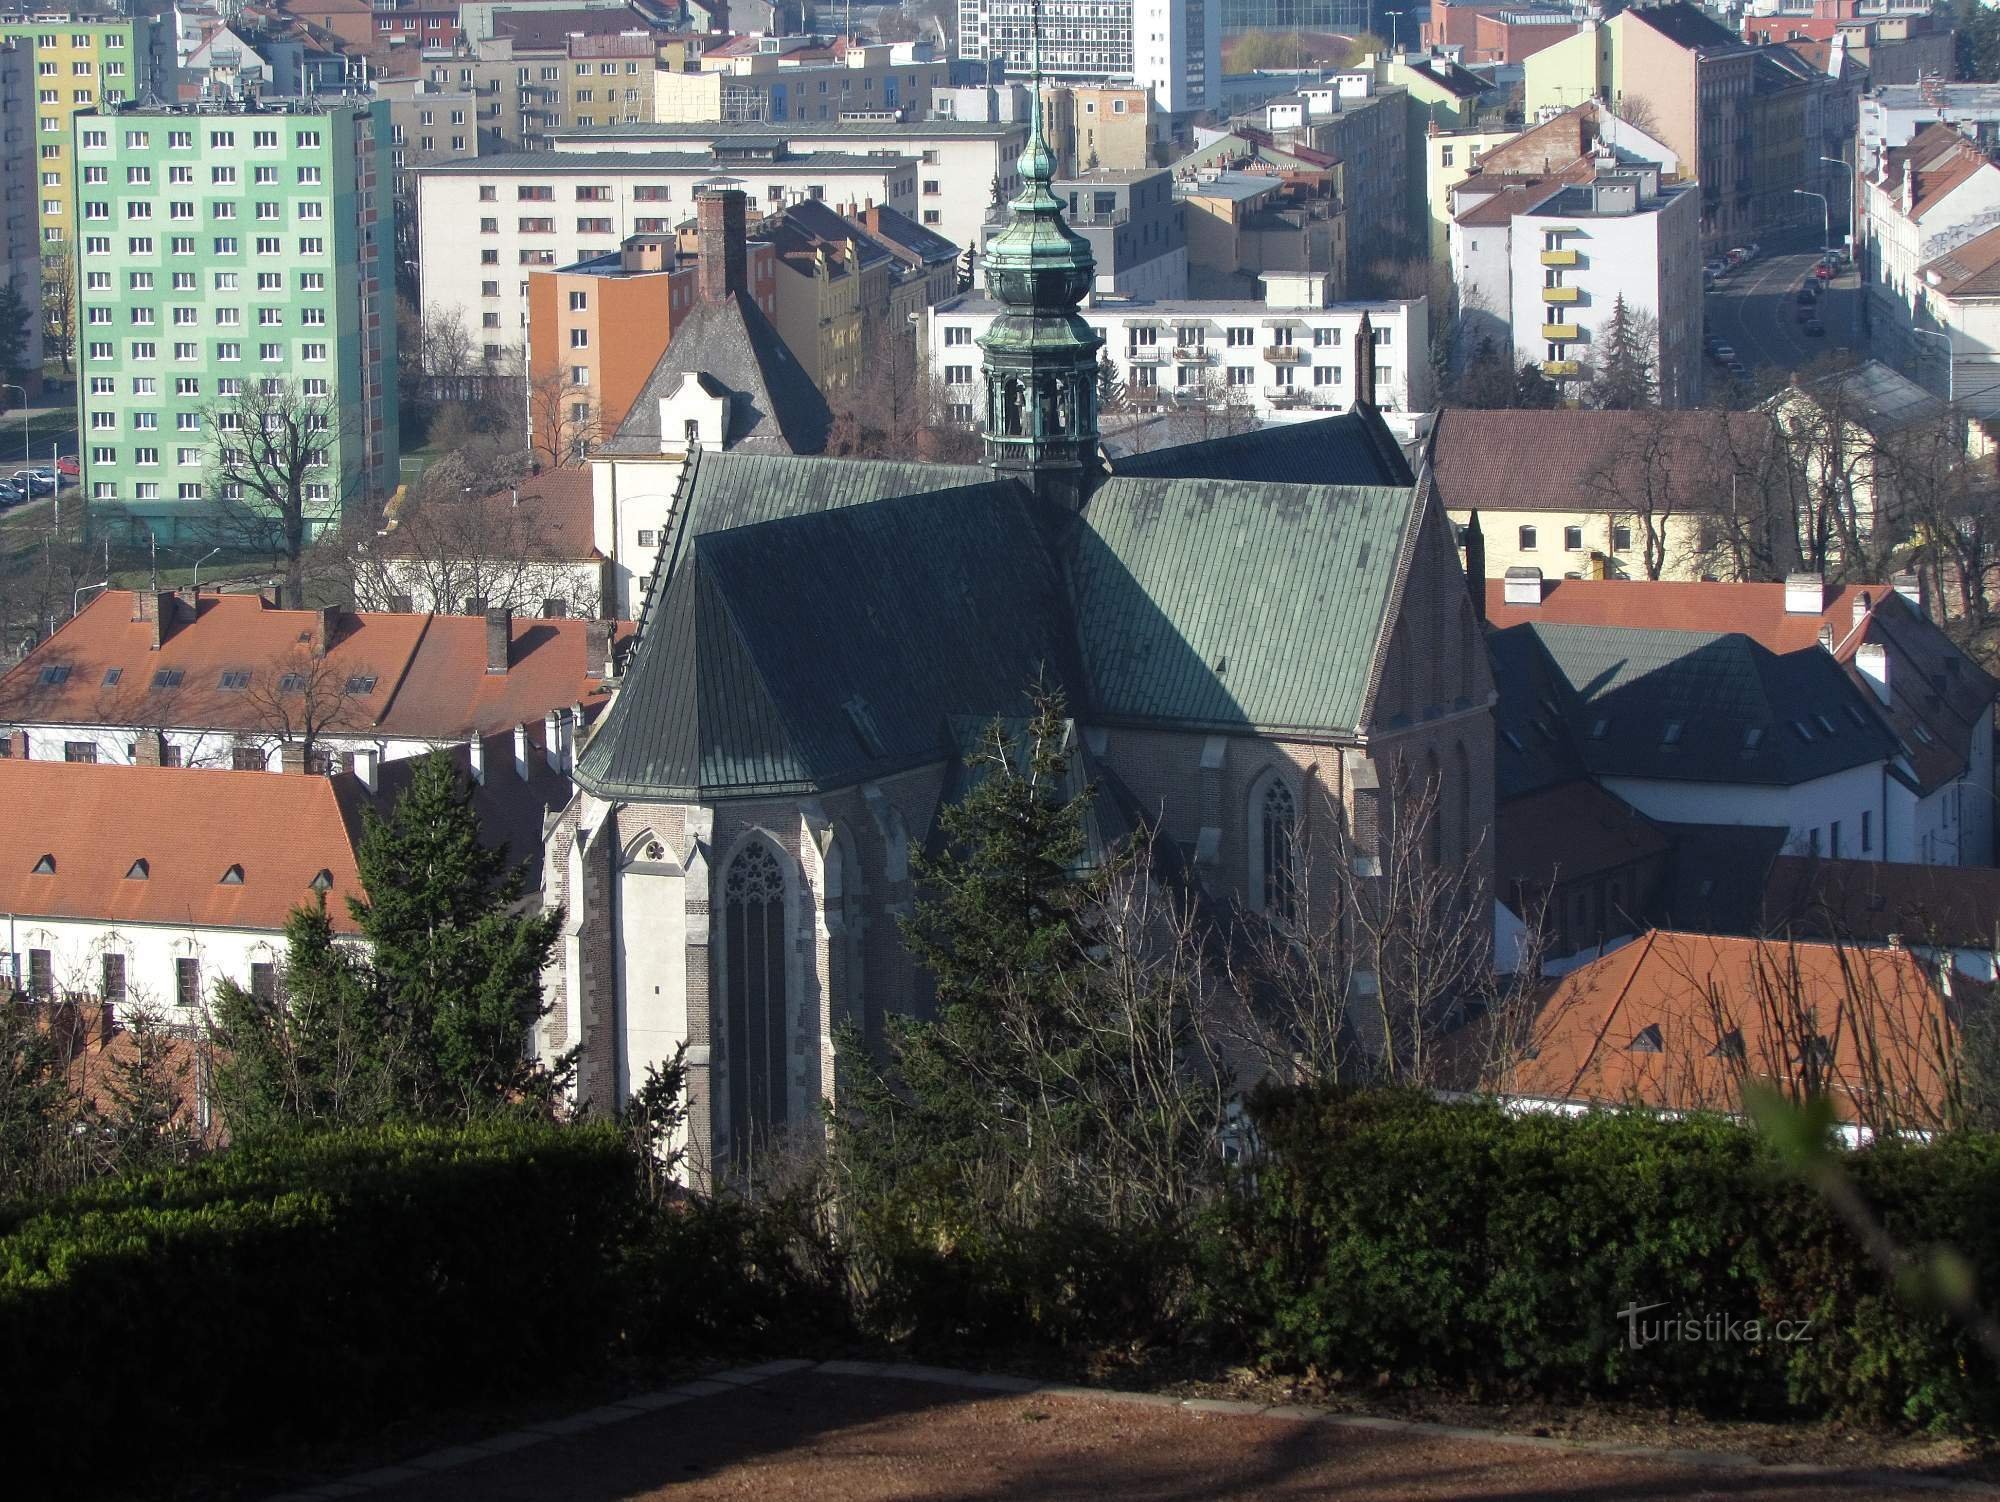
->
xmin=126 ymin=859 xmax=149 ymax=879
xmin=31 ymin=853 xmax=54 ymax=874
xmin=1629 ymin=1023 xmax=1663 ymax=1053
xmin=220 ymin=863 xmax=244 ymax=885
xmin=309 ymin=868 xmax=333 ymax=891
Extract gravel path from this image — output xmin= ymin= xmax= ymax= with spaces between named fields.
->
xmin=320 ymin=1366 xmax=1994 ymax=1502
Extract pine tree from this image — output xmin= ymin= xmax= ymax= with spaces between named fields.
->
xmin=209 ymin=894 xmax=394 ymax=1134
xmin=0 ymin=282 xmax=31 ymax=389
xmin=1590 ymin=294 xmax=1657 ymax=410
xmin=1514 ymin=361 xmax=1560 ymax=409
xmin=0 ymin=1000 xmax=84 ymax=1197
xmin=350 ymin=750 xmax=565 ymax=1114
xmin=1096 ymin=350 xmax=1127 ymax=415
xmin=100 ymin=1006 xmax=203 ymax=1172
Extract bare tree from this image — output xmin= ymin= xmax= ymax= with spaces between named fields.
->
xmin=1583 ymin=407 xmax=1689 ymax=580
xmin=40 ymin=251 xmax=75 ymax=378
xmin=826 ymin=324 xmax=983 ymax=463
xmin=201 ymin=378 xmax=366 ymax=608
xmin=346 ymin=490 xmax=589 ymax=617
xmin=1878 ymin=408 xmax=2000 ymax=636
xmin=524 ymin=359 xmax=600 ymax=470
xmin=239 ymin=642 xmax=377 ymax=772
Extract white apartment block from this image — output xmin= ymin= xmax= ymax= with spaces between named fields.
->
xmin=655 ymin=38 xmax=959 ymax=123
xmin=925 ymin=277 xmax=1430 ymax=427
xmin=416 ymin=146 xmax=917 ymax=362
xmin=957 ymin=0 xmax=1217 ymax=114
xmin=550 ymin=119 xmax=1024 ymax=256
xmin=1452 ymin=162 xmax=1703 ymax=406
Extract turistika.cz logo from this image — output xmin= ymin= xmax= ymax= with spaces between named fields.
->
xmin=1616 ymin=1301 xmax=1816 ymax=1351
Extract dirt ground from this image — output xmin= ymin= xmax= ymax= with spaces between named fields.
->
xmin=367 ymin=1370 xmax=1995 ymax=1501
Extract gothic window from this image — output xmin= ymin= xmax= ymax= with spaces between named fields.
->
xmin=1255 ymin=774 xmax=1298 ymax=921
xmin=644 ymin=839 xmax=664 ymax=861
xmin=723 ymin=840 xmax=788 ymax=1157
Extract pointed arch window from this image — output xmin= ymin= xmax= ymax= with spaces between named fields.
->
xmin=1259 ymin=777 xmax=1297 ymax=921
xmin=724 ymin=840 xmax=788 ymax=1158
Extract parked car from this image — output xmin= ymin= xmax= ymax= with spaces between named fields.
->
xmin=1797 ymin=287 xmax=1817 ymax=305
xmin=1815 ymin=263 xmax=1834 ymax=282
xmin=1710 ymin=343 xmax=1737 ymax=362
xmin=0 ymin=481 xmax=25 ymax=507
xmin=28 ymin=466 xmax=57 ymax=488
xmin=12 ymin=470 xmax=53 ymax=496
xmin=1805 ymin=319 xmax=1826 ymax=337
xmin=1705 ymin=258 xmax=1730 ymax=277
xmin=1727 ymin=360 xmax=1749 ymax=379
xmin=54 ymin=454 xmax=77 ymax=477
xmin=1796 ymin=304 xmax=1814 ymax=323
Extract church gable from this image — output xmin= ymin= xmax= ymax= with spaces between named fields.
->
xmin=1069 ymin=475 xmax=1419 ymax=738
xmin=1359 ymin=476 xmax=1492 ymax=734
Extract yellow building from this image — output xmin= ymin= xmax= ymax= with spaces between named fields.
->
xmin=1425 ymin=124 xmax=1520 ymax=259
xmin=0 ymin=12 xmax=174 ymax=247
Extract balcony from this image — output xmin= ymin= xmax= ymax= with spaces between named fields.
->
xmin=1172 ymin=344 xmax=1212 ymax=362
xmin=1542 ymin=359 xmax=1581 ymax=378
xmin=1125 ymin=346 xmax=1167 ymax=365
xmin=1539 ymin=248 xmax=1579 ymax=267
xmin=1261 ymin=345 xmax=1303 ymax=363
xmin=1541 ymin=322 xmax=1580 ymax=341
xmin=1542 ymin=284 xmax=1580 ymax=304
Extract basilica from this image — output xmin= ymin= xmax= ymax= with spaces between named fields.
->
xmin=538 ymin=78 xmax=1496 ymax=1174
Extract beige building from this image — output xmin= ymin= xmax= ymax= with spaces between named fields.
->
xmin=1067 ymin=83 xmax=1159 ymax=172
xmin=657 ymin=38 xmax=956 ymax=123
xmin=1424 ymin=123 xmax=1520 ymax=259
xmin=759 ymin=201 xmax=888 ymax=395
xmin=1178 ymin=170 xmax=1342 ymax=300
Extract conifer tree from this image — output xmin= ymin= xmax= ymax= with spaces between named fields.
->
xmin=1590 ymin=294 xmax=1657 ymax=410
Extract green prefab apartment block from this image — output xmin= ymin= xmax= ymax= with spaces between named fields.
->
xmin=73 ymin=97 xmax=399 ymax=545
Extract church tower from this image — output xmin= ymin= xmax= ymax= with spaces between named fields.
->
xmin=977 ymin=4 xmax=1103 ymax=509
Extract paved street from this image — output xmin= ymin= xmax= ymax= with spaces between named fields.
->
xmin=1702 ymin=228 xmax=1863 ymax=388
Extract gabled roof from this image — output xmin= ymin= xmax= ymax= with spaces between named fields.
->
xmin=1072 ymin=476 xmax=1416 ymax=736
xmin=1623 ymin=2 xmax=1751 ymax=55
xmin=576 ymin=483 xmax=1075 ymax=800
xmin=1496 ymin=778 xmax=1669 ymax=892
xmin=598 ymin=290 xmax=831 ymax=457
xmin=1432 ymin=408 xmax=1774 ymax=515
xmin=375 ymin=470 xmax=601 ymax=562
xmin=1763 ymin=855 xmax=2000 ymax=953
xmin=855 ymin=203 xmax=960 ymax=267
xmin=1503 ymin=928 xmax=1952 ymax=1125
xmin=0 ymin=761 xmax=366 ymax=934
xmin=0 ymin=591 xmax=618 ymax=741
xmin=1922 ymin=221 xmax=2000 ymax=299
xmin=1490 ymin=619 xmax=1898 ymax=787
xmin=1107 ymin=407 xmax=1414 ymax=488
xmin=762 ymin=197 xmax=897 ymax=275
xmin=1873 ymin=123 xmax=1997 ymax=222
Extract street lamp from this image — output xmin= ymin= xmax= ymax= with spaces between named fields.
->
xmin=1794 ymin=189 xmax=1829 ymax=249
xmin=1819 ymin=156 xmax=1853 ymax=251
xmin=191 ymin=546 xmax=222 ymax=592
xmin=1384 ymin=9 xmax=1405 ymax=52
xmin=1910 ymin=324 xmax=1954 ymax=406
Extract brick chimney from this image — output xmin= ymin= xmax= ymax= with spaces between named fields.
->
xmin=484 ymin=606 xmax=512 ymax=674
xmin=696 ymin=187 xmax=748 ymax=303
xmin=280 ymin=740 xmax=307 ymax=773
xmin=584 ymin=618 xmax=613 ymax=679
xmin=133 ymin=589 xmax=178 ymax=650
xmin=1353 ymin=311 xmax=1377 ymax=410
xmin=309 ymin=605 xmax=341 ymax=655
xmin=132 ymin=730 xmax=165 ymax=766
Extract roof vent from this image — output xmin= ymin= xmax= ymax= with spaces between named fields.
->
xmin=1503 ymin=565 xmax=1543 ymax=606
xmin=220 ymin=863 xmax=245 ymax=885
xmin=126 ymin=859 xmax=149 ymax=880
xmin=31 ymin=853 xmax=54 ymax=875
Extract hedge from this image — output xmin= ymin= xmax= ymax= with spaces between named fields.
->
xmin=0 ymin=1120 xmax=640 ymax=1493
xmin=1209 ymin=1089 xmax=2000 ymax=1431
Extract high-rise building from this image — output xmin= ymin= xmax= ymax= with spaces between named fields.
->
xmin=1218 ymin=0 xmax=1373 ymax=37
xmin=0 ymin=40 xmax=43 ymax=395
xmin=957 ymin=0 xmax=1217 ymax=115
xmin=0 ymin=10 xmax=176 ymax=249
xmin=74 ymin=97 xmax=398 ymax=544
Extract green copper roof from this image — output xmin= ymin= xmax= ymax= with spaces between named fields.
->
xmin=1069 ymin=477 xmax=1417 ymax=735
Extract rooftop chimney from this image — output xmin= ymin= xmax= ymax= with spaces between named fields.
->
xmin=352 ymin=745 xmax=379 ymax=795
xmin=467 ymin=734 xmax=486 ymax=785
xmin=310 ymin=604 xmax=341 ymax=656
xmin=1853 ymin=589 xmax=1872 ymax=630
xmin=1352 ymin=310 xmax=1377 ymax=409
xmin=1892 ymin=571 xmax=1924 ymax=609
xmin=1818 ymin=623 xmax=1835 ymax=652
xmin=484 ymin=605 xmax=513 ymax=674
xmin=1784 ymin=572 xmax=1825 ymax=615
xmin=513 ymin=722 xmax=531 ymax=781
xmin=1857 ymin=641 xmax=1890 ymax=704
xmin=696 ymin=187 xmax=748 ymax=303
xmin=280 ymin=740 xmax=307 ymax=774
xmin=1502 ymin=565 xmax=1543 ymax=607
xmin=134 ymin=589 xmax=177 ymax=650
xmin=584 ymin=618 xmax=613 ymax=679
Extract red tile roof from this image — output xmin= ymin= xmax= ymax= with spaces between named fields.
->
xmin=0 ymin=590 xmax=629 ymax=741
xmin=375 ymin=470 xmax=603 ymax=563
xmin=1873 ymin=123 xmax=1998 ymax=223
xmin=1920 ymin=221 xmax=2000 ymax=300
xmin=1499 ymin=929 xmax=1953 ymax=1126
xmin=0 ymin=761 xmax=366 ymax=933
xmin=1482 ymin=575 xmax=1877 ymax=650
xmin=1431 ymin=408 xmax=1775 ymax=516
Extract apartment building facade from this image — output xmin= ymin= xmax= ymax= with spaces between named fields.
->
xmin=74 ymin=98 xmax=399 ymax=544
xmin=956 ymin=0 xmax=1218 ymax=115
xmin=656 ymin=37 xmax=971 ymax=123
xmin=1 ymin=10 xmax=175 ymax=247
xmin=926 ymin=284 xmax=1430 ymax=427
xmin=551 ymin=119 xmax=1022 ymax=257
xmin=416 ymin=145 xmax=919 ymax=364
xmin=0 ymin=40 xmax=40 ymax=393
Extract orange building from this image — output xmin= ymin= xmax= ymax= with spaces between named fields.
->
xmin=527 ymin=223 xmax=777 ymax=451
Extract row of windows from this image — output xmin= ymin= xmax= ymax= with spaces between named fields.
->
xmin=80 ymin=127 xmax=323 ymax=150
xmin=85 ymin=270 xmax=325 ymax=292
xmin=84 ymin=164 xmax=323 ymax=187
xmin=88 ymin=306 xmax=328 ymax=328
xmin=83 ymin=198 xmax=326 ymax=220
xmin=943 ymin=323 xmax=1391 ymax=348
xmin=82 ymin=234 xmax=329 ymax=257
xmin=14 ymin=950 xmax=242 ymax=1010
xmin=86 ymin=375 xmax=328 ymax=397
xmin=1516 ymin=524 xmax=1636 ymax=554
xmin=86 ymin=341 xmax=329 ymax=362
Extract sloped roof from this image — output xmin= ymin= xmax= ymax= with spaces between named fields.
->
xmin=375 ymin=470 xmax=601 ymax=562
xmin=494 ymin=6 xmax=667 ymax=48
xmin=762 ymin=197 xmax=897 ymax=275
xmin=1624 ymin=2 xmax=1750 ymax=54
xmin=1432 ymin=408 xmax=1774 ymax=514
xmin=0 ymin=761 xmax=367 ymax=934
xmin=1072 ymin=477 xmax=1414 ymax=736
xmin=1921 ymin=222 xmax=2000 ymax=299
xmin=598 ymin=290 xmax=831 ymax=457
xmin=1107 ymin=407 xmax=1414 ymax=488
xmin=1873 ymin=123 xmax=1997 ymax=222
xmin=1491 ymin=619 xmax=1898 ymax=786
xmin=1453 ymin=179 xmax=1567 ymax=226
xmin=1496 ymin=778 xmax=1669 ymax=892
xmin=575 ymin=484 xmax=1075 ymax=800
xmin=0 ymin=591 xmax=619 ymax=741
xmin=1763 ymin=855 xmax=2000 ymax=952
xmin=1502 ymin=928 xmax=1952 ymax=1126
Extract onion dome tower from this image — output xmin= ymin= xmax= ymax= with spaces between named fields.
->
xmin=976 ymin=0 xmax=1104 ymax=509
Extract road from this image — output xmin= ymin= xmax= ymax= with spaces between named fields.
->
xmin=1702 ymin=227 xmax=1862 ymax=389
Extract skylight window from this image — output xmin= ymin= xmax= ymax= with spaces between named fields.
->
xmin=1710 ymin=1030 xmax=1745 ymax=1061
xmin=1589 ymin=718 xmax=1610 ymax=739
xmin=1791 ymin=720 xmax=1815 ymax=742
xmin=1661 ymin=721 xmax=1683 ymax=746
xmin=1913 ymin=723 xmax=1935 ymax=745
xmin=1501 ymin=729 xmax=1525 ymax=752
xmin=279 ymin=672 xmax=307 ymax=693
xmin=218 ymin=670 xmax=250 ymax=691
xmin=152 ymin=668 xmax=184 ymax=690
xmin=1629 ymin=1023 xmax=1663 ymax=1054
xmin=219 ymin=863 xmax=244 ymax=885
xmin=309 ymin=868 xmax=334 ymax=891
xmin=345 ymin=675 xmax=377 ymax=694
xmin=1815 ymin=713 xmax=1837 ymax=736
xmin=102 ymin=668 xmax=122 ymax=686
xmin=1845 ymin=704 xmax=1869 ymax=727
xmin=1742 ymin=727 xmax=1763 ymax=752
xmin=37 ymin=665 xmax=69 ymax=686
